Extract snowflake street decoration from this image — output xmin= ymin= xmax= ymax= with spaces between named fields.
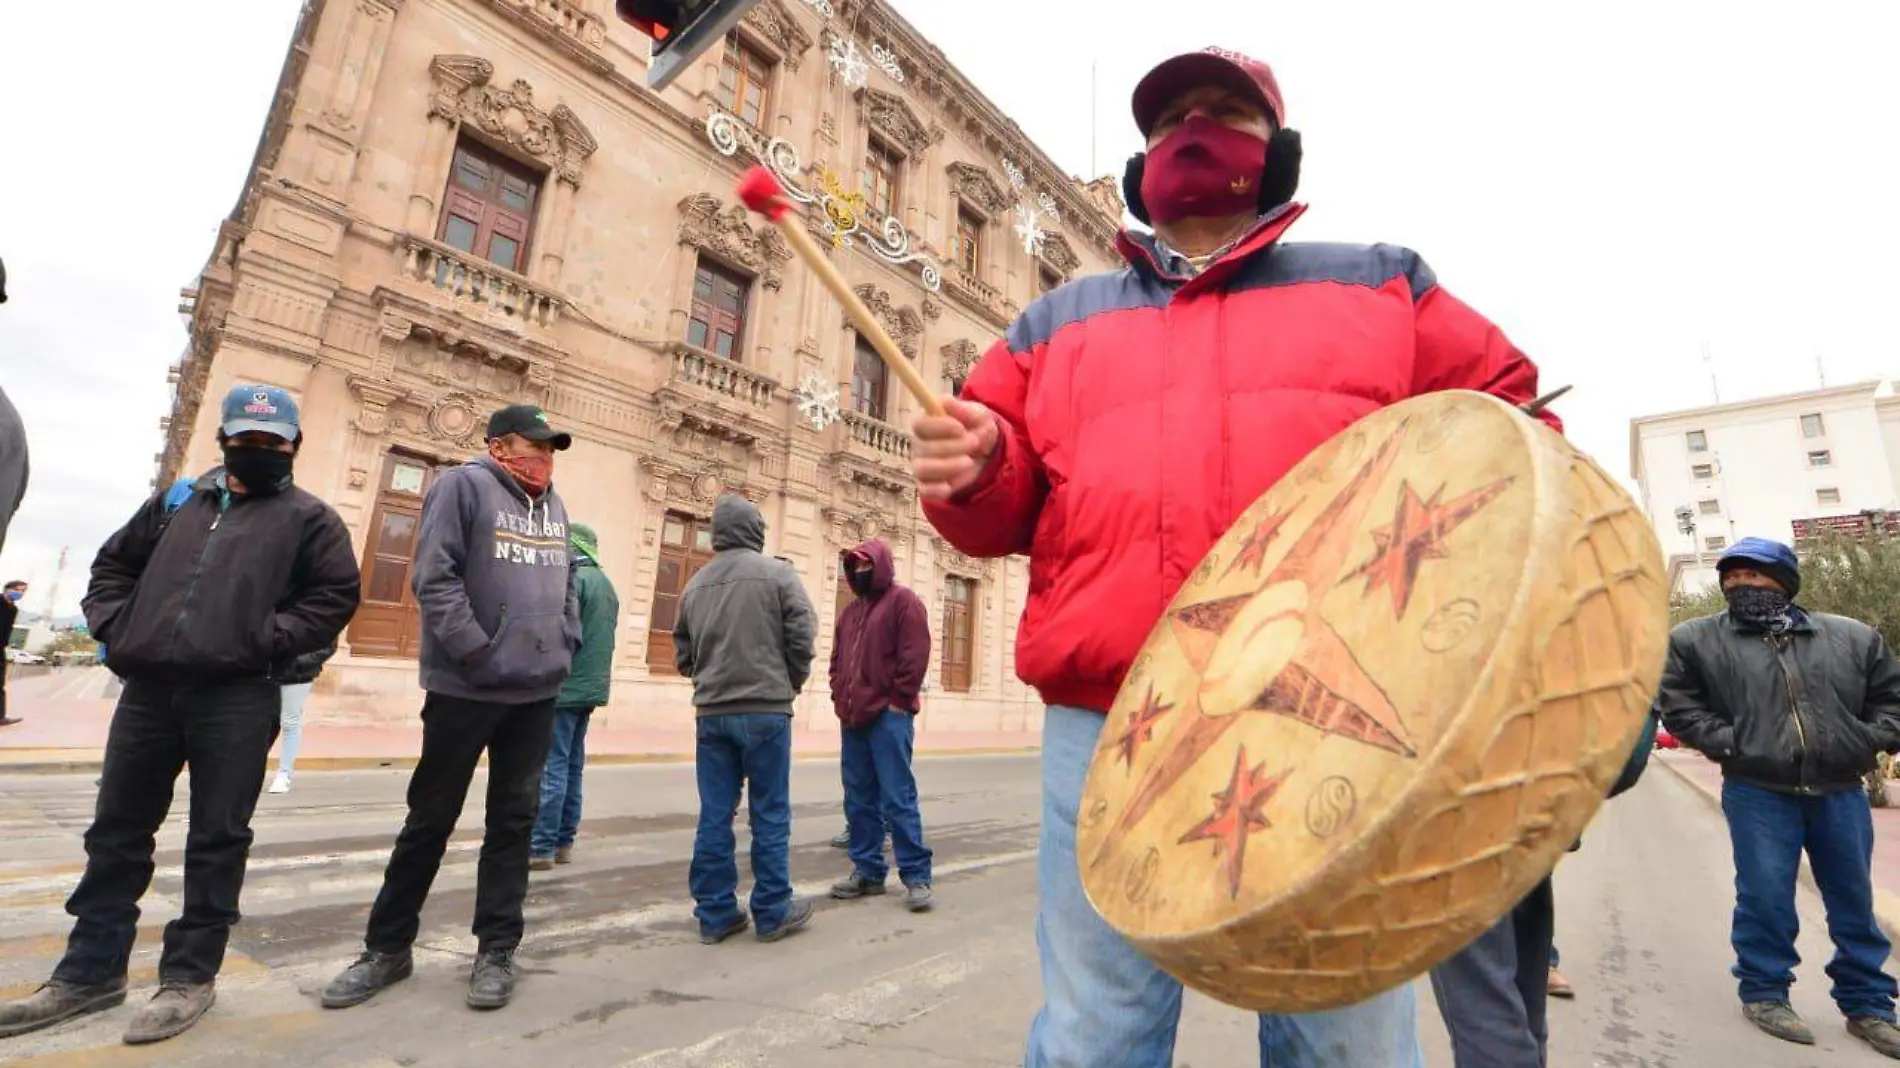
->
xmin=800 ymin=0 xmax=834 ymax=15
xmin=828 ymin=36 xmax=869 ymax=88
xmin=1014 ymin=203 xmax=1048 ymax=258
xmin=706 ymin=109 xmax=942 ymax=291
xmin=1003 ymin=159 xmax=1063 ymax=256
xmin=794 ymin=372 xmax=842 ymax=431
xmin=870 ymin=42 xmax=906 ymax=83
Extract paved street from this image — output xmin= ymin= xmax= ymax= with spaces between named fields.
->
xmin=0 ymin=752 xmax=1890 ymax=1066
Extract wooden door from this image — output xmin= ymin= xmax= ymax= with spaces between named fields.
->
xmin=348 ymin=453 xmax=449 ymax=658
xmin=646 ymin=512 xmax=717 ymax=673
xmin=941 ymin=577 xmax=975 ymax=692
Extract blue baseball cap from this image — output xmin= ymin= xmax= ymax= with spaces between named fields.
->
xmin=1717 ymin=536 xmax=1800 ymax=597
xmin=219 ymin=384 xmax=301 ymax=441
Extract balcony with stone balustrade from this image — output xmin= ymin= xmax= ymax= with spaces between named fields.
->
xmin=837 ymin=409 xmax=912 ymax=465
xmin=398 ymin=236 xmax=564 ymax=332
xmin=663 ymin=344 xmax=779 ymax=413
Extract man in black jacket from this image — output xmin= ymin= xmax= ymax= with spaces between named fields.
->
xmin=0 ymin=384 xmax=360 ymax=1047
xmin=1662 ymin=537 xmax=1900 ymax=1058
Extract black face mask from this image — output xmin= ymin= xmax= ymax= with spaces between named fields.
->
xmin=847 ymin=570 xmax=874 ymax=595
xmin=1724 ymin=584 xmax=1792 ymax=628
xmin=221 ymin=444 xmax=295 ymax=494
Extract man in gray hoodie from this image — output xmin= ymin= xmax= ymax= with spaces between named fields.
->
xmin=321 ymin=405 xmax=580 ymax=1014
xmin=675 ymin=494 xmax=817 ymax=944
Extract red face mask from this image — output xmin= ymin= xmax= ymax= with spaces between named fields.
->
xmin=492 ymin=447 xmax=553 ymax=496
xmin=1139 ymin=116 xmax=1270 ymax=224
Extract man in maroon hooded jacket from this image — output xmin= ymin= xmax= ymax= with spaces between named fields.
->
xmin=827 ymin=538 xmax=936 ymax=912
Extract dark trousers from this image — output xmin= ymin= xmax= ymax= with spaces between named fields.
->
xmin=690 ymin=712 xmax=794 ymax=935
xmin=54 ymin=678 xmax=280 ymax=985
xmin=1723 ymin=778 xmax=1898 ymax=1019
xmin=1430 ymin=877 xmax=1555 ymax=1068
xmin=530 ymin=705 xmax=593 ymax=858
xmin=363 ymin=693 xmax=556 ymax=955
xmin=842 ymin=710 xmax=932 ymax=886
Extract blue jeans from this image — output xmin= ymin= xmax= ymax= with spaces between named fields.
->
xmin=842 ymin=710 xmax=932 ymax=886
xmin=1722 ymin=778 xmax=1897 ymax=1020
xmin=530 ymin=705 xmax=593 ymax=858
xmin=1025 ymin=705 xmax=1424 ymax=1068
xmin=1431 ymin=878 xmax=1555 ymax=1067
xmin=691 ymin=712 xmax=794 ymax=936
xmin=274 ymin=682 xmax=312 ymax=776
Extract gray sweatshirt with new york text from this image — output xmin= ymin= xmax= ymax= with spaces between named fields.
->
xmin=411 ymin=455 xmax=580 ymax=703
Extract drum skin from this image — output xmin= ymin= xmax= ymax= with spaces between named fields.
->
xmin=1074 ymin=390 xmax=1669 ymax=1013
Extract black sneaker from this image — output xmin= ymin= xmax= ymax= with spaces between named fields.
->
xmin=757 ymin=898 xmax=815 ymax=943
xmin=1742 ymin=1000 xmax=1815 ymax=1045
xmin=0 ymin=978 xmax=128 ymax=1039
xmin=1850 ymin=1016 xmax=1900 ymax=1059
xmin=699 ymin=914 xmax=750 ymax=945
xmin=465 ymin=949 xmax=517 ymax=1011
xmin=830 ymin=873 xmax=887 ymax=900
xmin=320 ymin=950 xmax=414 ymax=1009
xmin=830 ymin=828 xmax=850 ymax=848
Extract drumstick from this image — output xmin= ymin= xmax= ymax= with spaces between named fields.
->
xmin=1519 ymin=385 xmax=1572 ymax=417
xmin=736 ymin=165 xmax=946 ymax=418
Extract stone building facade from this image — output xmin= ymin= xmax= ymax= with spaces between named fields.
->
xmin=159 ymin=0 xmax=1126 ymax=736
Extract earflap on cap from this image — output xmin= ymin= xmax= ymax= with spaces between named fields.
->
xmin=1122 ymin=152 xmax=1151 ymax=226
xmin=1258 ymin=127 xmax=1302 ymax=211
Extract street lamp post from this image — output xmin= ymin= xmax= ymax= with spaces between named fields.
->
xmin=1674 ymin=505 xmax=1704 ymax=591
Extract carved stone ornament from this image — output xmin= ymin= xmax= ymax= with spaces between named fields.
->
xmin=742 ymin=0 xmax=815 ymax=71
xmin=1083 ymin=174 xmax=1127 ymax=222
xmin=947 ymin=162 xmax=1010 ymax=216
xmin=859 ymin=87 xmax=933 ymax=155
xmin=941 ymin=339 xmax=981 ymax=382
xmin=427 ymin=392 xmax=485 ymax=445
xmin=677 ymin=193 xmax=794 ymax=290
xmin=428 ymin=55 xmax=599 ymax=186
xmin=935 ymin=536 xmax=996 ymax=581
xmin=850 ymin=284 xmax=925 ymax=358
xmin=1039 ymin=231 xmax=1082 ymax=274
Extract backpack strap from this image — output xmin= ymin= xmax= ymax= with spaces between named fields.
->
xmin=154 ymin=478 xmax=196 ymax=536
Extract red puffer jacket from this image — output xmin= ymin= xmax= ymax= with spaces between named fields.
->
xmin=921 ymin=205 xmax=1562 ymax=714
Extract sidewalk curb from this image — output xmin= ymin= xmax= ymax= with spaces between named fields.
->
xmin=0 ymin=745 xmax=1042 ymax=776
xmin=1659 ymin=755 xmax=1900 ymax=945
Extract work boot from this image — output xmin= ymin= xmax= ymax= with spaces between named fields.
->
xmin=1849 ymin=1017 xmax=1900 ymax=1059
xmin=830 ymin=828 xmax=850 ymax=848
xmin=1742 ymin=1001 xmax=1815 ymax=1045
xmin=699 ymin=914 xmax=750 ymax=945
xmin=757 ymin=898 xmax=815 ymax=943
xmin=465 ymin=948 xmax=518 ymax=1010
xmin=830 ymin=873 xmax=887 ymax=900
xmin=905 ymin=884 xmax=935 ymax=912
xmin=122 ymin=981 xmax=215 ymax=1045
xmin=554 ymin=846 xmax=574 ymax=865
xmin=320 ymin=950 xmax=413 ymax=1009
xmin=528 ymin=855 xmax=555 ymax=872
xmin=1547 ymin=966 xmax=1574 ymax=999
xmin=0 ymin=977 xmax=127 ymax=1038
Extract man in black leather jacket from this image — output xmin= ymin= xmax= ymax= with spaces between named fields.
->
xmin=1661 ymin=537 xmax=1900 ymax=1058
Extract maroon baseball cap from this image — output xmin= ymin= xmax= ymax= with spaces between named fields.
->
xmin=1132 ymin=47 xmax=1286 ymax=136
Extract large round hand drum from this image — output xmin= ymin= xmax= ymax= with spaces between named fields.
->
xmin=1076 ymin=390 xmax=1670 ymax=1013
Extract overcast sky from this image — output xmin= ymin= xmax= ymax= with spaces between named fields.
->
xmin=3 ymin=0 xmax=1896 ymax=617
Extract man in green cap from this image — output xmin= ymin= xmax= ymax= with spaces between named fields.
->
xmin=531 ymin=522 xmax=620 ymax=870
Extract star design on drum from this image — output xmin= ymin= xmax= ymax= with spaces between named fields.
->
xmin=1344 ymin=476 xmax=1516 ymax=618
xmin=1098 ymin=423 xmax=1418 ymax=854
xmin=1225 ymin=506 xmax=1295 ymax=576
xmin=1177 ymin=745 xmax=1291 ymax=899
xmin=1113 ymin=685 xmax=1175 ymax=768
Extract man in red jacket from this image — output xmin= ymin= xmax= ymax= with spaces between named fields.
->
xmin=912 ymin=46 xmax=1561 ymax=1068
xmin=827 ymin=538 xmax=936 ymax=913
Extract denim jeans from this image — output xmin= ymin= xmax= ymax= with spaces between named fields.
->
xmin=53 ymin=678 xmax=280 ymax=985
xmin=1431 ymin=878 xmax=1555 ymax=1068
xmin=274 ymin=682 xmax=312 ymax=776
xmin=842 ymin=710 xmax=932 ymax=886
xmin=530 ymin=705 xmax=594 ymax=858
xmin=1722 ymin=778 xmax=1898 ymax=1020
xmin=363 ymin=694 xmax=556 ymax=954
xmin=691 ymin=712 xmax=794 ymax=937
xmin=1025 ymin=705 xmax=1423 ymax=1068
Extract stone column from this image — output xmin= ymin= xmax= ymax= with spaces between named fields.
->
xmin=406 ymin=113 xmax=459 ymax=236
xmin=535 ymin=177 xmax=578 ymax=284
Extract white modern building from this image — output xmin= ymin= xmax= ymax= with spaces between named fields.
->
xmin=1630 ymin=380 xmax=1900 ymax=593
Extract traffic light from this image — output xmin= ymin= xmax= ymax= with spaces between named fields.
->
xmin=616 ymin=0 xmax=764 ymax=91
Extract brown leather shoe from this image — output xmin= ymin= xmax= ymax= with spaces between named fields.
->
xmin=122 ymin=981 xmax=215 ymax=1045
xmin=0 ymin=978 xmax=127 ymax=1039
xmin=554 ymin=846 xmax=574 ymax=865
xmin=1849 ymin=1016 xmax=1900 ymax=1059
xmin=1547 ymin=966 xmax=1574 ymax=999
xmin=1742 ymin=1001 xmax=1815 ymax=1045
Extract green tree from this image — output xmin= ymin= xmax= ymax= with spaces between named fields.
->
xmin=1796 ymin=531 xmax=1900 ymax=649
xmin=42 ymin=630 xmax=98 ymax=657
xmin=1670 ymin=586 xmax=1726 ymax=627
